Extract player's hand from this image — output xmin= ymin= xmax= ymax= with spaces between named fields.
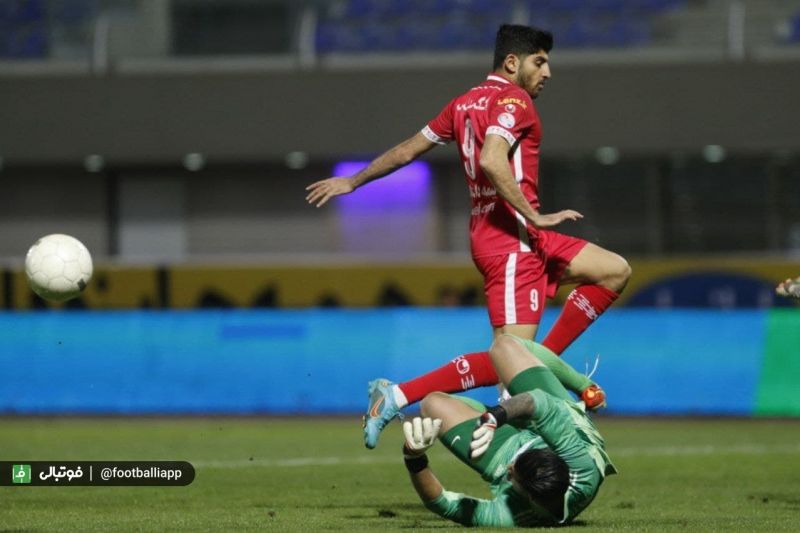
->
xmin=776 ymin=277 xmax=800 ymax=299
xmin=531 ymin=209 xmax=583 ymax=229
xmin=470 ymin=412 xmax=498 ymax=460
xmin=305 ymin=177 xmax=355 ymax=207
xmin=402 ymin=417 xmax=443 ymax=457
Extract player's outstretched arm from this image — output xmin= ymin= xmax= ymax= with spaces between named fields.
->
xmin=405 ymin=417 xmax=514 ymax=527
xmin=305 ymin=132 xmax=438 ymax=207
xmin=776 ymin=277 xmax=800 ymax=299
xmin=403 ymin=417 xmax=444 ymax=502
xmin=480 ymin=134 xmax=583 ymax=228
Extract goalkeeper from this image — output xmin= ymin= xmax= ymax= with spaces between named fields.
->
xmin=400 ymin=335 xmax=616 ymax=527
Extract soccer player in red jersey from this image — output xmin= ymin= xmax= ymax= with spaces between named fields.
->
xmin=307 ymin=25 xmax=631 ymax=446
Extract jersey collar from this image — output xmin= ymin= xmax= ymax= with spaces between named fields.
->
xmin=486 ymin=74 xmax=511 ymax=84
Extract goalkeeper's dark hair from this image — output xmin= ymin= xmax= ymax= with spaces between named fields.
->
xmin=493 ymin=24 xmax=553 ymax=69
xmin=513 ymin=448 xmax=570 ymax=512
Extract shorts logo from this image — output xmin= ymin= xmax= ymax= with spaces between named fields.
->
xmin=497 ymin=113 xmax=515 ymax=129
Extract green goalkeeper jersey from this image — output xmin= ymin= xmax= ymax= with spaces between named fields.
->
xmin=425 ymin=389 xmax=617 ymax=527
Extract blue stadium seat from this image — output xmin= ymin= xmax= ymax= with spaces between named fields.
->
xmin=51 ymin=0 xmax=96 ymax=24
xmin=12 ymin=0 xmax=45 ymax=22
xmin=316 ymin=0 xmax=670 ymax=53
xmin=5 ymin=25 xmax=48 ymax=58
xmin=790 ymin=11 xmax=800 ymax=43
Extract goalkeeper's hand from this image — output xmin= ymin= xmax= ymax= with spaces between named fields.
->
xmin=470 ymin=412 xmax=498 ymax=460
xmin=776 ymin=277 xmax=800 ymax=299
xmin=402 ymin=417 xmax=443 ymax=457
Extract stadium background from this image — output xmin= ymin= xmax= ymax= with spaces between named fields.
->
xmin=1 ymin=0 xmax=800 ymax=418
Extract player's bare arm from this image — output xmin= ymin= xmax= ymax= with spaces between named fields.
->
xmin=403 ymin=417 xmax=445 ymax=502
xmin=407 ymin=461 xmax=445 ymax=502
xmin=305 ymin=132 xmax=438 ymax=207
xmin=479 ymin=134 xmax=583 ymax=228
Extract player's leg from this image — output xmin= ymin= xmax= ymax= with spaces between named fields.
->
xmin=505 ymin=336 xmax=597 ymax=396
xmin=478 ymin=249 xmax=601 ymax=399
xmin=489 ymin=335 xmax=572 ymax=401
xmin=363 ymin=352 xmax=501 ymax=449
xmin=363 ymin=341 xmax=602 ymax=448
xmin=475 ymin=252 xmax=550 ymax=342
xmin=539 ymin=234 xmax=631 ymax=356
xmin=420 ymin=392 xmax=520 ymax=479
xmin=476 ymin=252 xmax=548 ymax=401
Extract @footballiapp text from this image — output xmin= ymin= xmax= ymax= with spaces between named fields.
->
xmin=2 ymin=462 xmax=194 ymax=486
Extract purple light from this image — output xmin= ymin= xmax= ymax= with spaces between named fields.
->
xmin=333 ymin=160 xmax=431 ymax=211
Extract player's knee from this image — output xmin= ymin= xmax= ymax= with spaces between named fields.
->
xmin=420 ymin=392 xmax=450 ymax=418
xmin=489 ymin=335 xmax=519 ymax=362
xmin=615 ymin=257 xmax=632 ymax=290
xmin=603 ymin=254 xmax=632 ymax=292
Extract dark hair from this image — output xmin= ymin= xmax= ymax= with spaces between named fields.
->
xmin=513 ymin=448 xmax=570 ymax=511
xmin=493 ymin=24 xmax=554 ymax=69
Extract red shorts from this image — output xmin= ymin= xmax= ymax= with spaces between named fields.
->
xmin=473 ymin=230 xmax=587 ymax=327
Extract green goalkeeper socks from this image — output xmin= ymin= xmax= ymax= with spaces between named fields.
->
xmin=531 ymin=342 xmax=593 ymax=394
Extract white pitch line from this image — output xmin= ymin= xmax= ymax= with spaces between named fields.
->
xmin=612 ymin=443 xmax=800 ymax=457
xmin=193 ymin=455 xmax=396 ymax=469
xmin=193 ymin=443 xmax=800 ymax=469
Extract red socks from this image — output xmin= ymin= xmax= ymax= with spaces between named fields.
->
xmin=542 ymin=284 xmax=619 ymax=355
xmin=398 ymin=352 xmax=498 ymax=405
xmin=396 ymin=286 xmax=619 ymax=405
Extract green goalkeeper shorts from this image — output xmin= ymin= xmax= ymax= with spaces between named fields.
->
xmin=438 ymin=395 xmax=518 ymax=481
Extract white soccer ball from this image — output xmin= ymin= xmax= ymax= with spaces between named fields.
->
xmin=25 ymin=234 xmax=93 ymax=302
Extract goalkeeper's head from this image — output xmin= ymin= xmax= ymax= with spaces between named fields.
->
xmin=509 ymin=448 xmax=570 ymax=517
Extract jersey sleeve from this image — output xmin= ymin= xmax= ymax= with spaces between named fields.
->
xmin=422 ymin=100 xmax=454 ymax=145
xmin=485 ymin=89 xmax=536 ymax=146
xmin=527 ymin=389 xmax=609 ymax=523
xmin=424 ymin=490 xmax=515 ymax=527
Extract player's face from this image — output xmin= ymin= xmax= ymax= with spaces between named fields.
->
xmin=517 ymin=51 xmax=551 ymax=99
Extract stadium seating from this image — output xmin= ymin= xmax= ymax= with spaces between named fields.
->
xmin=0 ymin=0 xmax=48 ymax=58
xmin=316 ymin=0 xmax=687 ymax=53
xmin=789 ymin=10 xmax=800 ymax=43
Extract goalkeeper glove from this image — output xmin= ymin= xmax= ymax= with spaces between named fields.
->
xmin=402 ymin=417 xmax=442 ymax=458
xmin=471 ymin=406 xmax=508 ymax=460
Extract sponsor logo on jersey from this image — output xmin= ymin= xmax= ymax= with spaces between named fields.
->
xmin=496 ymin=97 xmax=527 ymax=109
xmin=505 ymin=104 xmax=517 ymax=113
xmin=469 ymin=184 xmax=498 ymax=199
xmin=456 ymin=96 xmax=489 ymax=111
xmin=498 ymin=112 xmax=516 ymax=129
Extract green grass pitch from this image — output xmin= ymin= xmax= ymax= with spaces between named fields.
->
xmin=1 ymin=416 xmax=799 ymax=531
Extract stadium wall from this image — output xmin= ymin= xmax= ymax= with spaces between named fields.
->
xmin=3 ymin=259 xmax=799 ymax=310
xmin=1 ymin=308 xmax=798 ymax=416
xmin=2 ymin=62 xmax=800 ymax=163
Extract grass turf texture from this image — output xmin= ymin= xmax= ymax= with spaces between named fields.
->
xmin=1 ymin=417 xmax=799 ymax=531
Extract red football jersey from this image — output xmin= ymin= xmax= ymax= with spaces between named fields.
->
xmin=422 ymin=74 xmax=543 ymax=258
